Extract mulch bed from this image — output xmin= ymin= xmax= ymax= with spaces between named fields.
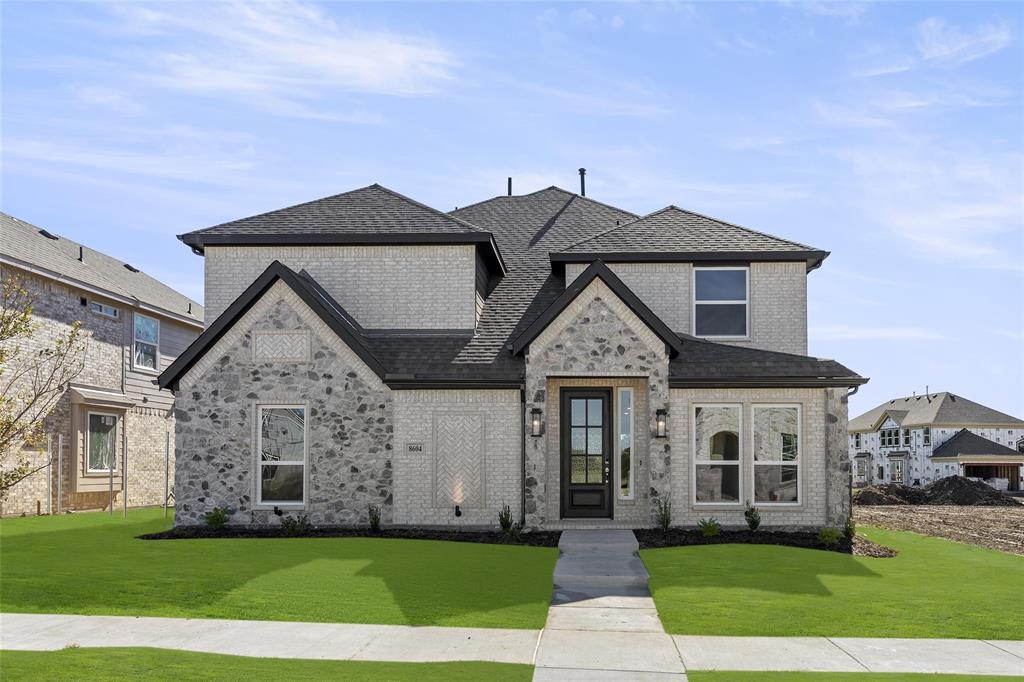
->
xmin=635 ymin=528 xmax=897 ymax=557
xmin=139 ymin=525 xmax=563 ymax=547
xmin=854 ymin=476 xmax=1018 ymax=507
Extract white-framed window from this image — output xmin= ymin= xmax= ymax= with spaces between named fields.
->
xmin=693 ymin=267 xmax=749 ymax=338
xmin=854 ymin=433 xmax=861 ymax=449
xmin=693 ymin=404 xmax=742 ymax=504
xmin=616 ymin=387 xmax=634 ymax=500
xmin=891 ymin=458 xmax=905 ymax=484
xmin=89 ymin=301 xmax=118 ymax=318
xmin=752 ymin=405 xmax=801 ymax=505
xmin=133 ymin=312 xmax=160 ymax=372
xmin=855 ymin=459 xmax=867 ymax=478
xmin=923 ymin=427 xmax=931 ymax=446
xmin=256 ymin=405 xmax=307 ymax=506
xmin=86 ymin=411 xmax=118 ymax=472
xmin=902 ymin=429 xmax=910 ymax=447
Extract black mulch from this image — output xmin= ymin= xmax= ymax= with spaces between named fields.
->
xmin=138 ymin=525 xmax=562 ymax=547
xmin=634 ymin=528 xmax=897 ymax=558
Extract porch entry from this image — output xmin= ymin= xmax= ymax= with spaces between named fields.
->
xmin=560 ymin=389 xmax=612 ymax=518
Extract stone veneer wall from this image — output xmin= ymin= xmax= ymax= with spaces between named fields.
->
xmin=524 ymin=279 xmax=670 ymax=528
xmin=392 ymin=389 xmax=521 ymax=527
xmin=174 ymin=282 xmax=393 ymax=526
xmin=204 ymin=244 xmax=477 ymax=330
xmin=565 ymin=261 xmax=807 ymax=355
xmin=668 ymin=386 xmax=850 ymax=529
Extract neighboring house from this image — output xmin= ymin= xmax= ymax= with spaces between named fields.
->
xmin=848 ymin=392 xmax=1024 ymax=491
xmin=158 ymin=183 xmax=865 ymax=530
xmin=1 ymin=213 xmax=203 ymax=515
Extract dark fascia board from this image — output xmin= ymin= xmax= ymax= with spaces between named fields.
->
xmin=510 ymin=260 xmax=685 ymax=358
xmin=158 ymin=261 xmax=387 ymax=391
xmin=551 ymin=250 xmax=829 ymax=272
xmin=668 ymin=376 xmax=869 ymax=388
xmin=179 ymin=231 xmax=508 ymax=277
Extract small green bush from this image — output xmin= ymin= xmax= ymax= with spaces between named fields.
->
xmin=204 ymin=507 xmax=229 ymax=529
xmin=498 ymin=504 xmax=513 ymax=533
xmin=843 ymin=517 xmax=856 ymax=541
xmin=819 ymin=525 xmax=843 ymax=547
xmin=697 ymin=517 xmax=721 ymax=537
xmin=743 ymin=501 xmax=761 ymax=532
xmin=367 ymin=504 xmax=381 ymax=533
xmin=280 ymin=514 xmax=311 ymax=536
xmin=656 ymin=498 xmax=672 ymax=531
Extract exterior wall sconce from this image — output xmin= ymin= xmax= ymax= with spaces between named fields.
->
xmin=530 ymin=408 xmax=544 ymax=437
xmin=454 ymin=505 xmax=462 ymax=517
xmin=655 ymin=409 xmax=668 ymax=438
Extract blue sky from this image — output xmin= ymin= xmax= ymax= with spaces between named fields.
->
xmin=2 ymin=1 xmax=1022 ymax=418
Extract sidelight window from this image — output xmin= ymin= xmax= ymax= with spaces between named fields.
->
xmin=617 ymin=388 xmax=633 ymax=499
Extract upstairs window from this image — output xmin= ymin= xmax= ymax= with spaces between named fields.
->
xmin=923 ymin=427 xmax=931 ymax=446
xmin=694 ymin=267 xmax=748 ymax=338
xmin=133 ymin=313 xmax=159 ymax=371
xmin=902 ymin=429 xmax=910 ymax=447
xmin=854 ymin=433 xmax=862 ymax=449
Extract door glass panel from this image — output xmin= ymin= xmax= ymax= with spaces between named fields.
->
xmin=571 ymin=456 xmax=586 ymax=483
xmin=587 ymin=399 xmax=602 ymax=426
xmin=571 ymin=428 xmax=586 ymax=455
xmin=587 ymin=428 xmax=603 ymax=455
xmin=587 ymin=456 xmax=604 ymax=483
xmin=571 ymin=400 xmax=586 ymax=426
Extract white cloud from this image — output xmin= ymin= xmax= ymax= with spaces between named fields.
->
xmin=916 ymin=17 xmax=1013 ymax=66
xmin=810 ymin=324 xmax=946 ymax=341
xmin=517 ymin=83 xmax=670 ymax=118
xmin=780 ymin=1 xmax=867 ymax=23
xmin=609 ymin=16 xmax=625 ymax=30
xmin=73 ymin=86 xmax=145 ymax=115
xmin=814 ymin=101 xmax=892 ymax=128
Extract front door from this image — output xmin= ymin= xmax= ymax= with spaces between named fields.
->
xmin=561 ymin=389 xmax=612 ymax=518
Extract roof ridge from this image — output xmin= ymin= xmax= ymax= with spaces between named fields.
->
xmin=368 ymin=184 xmax=487 ymax=233
xmin=559 ymin=205 xmax=676 ymax=252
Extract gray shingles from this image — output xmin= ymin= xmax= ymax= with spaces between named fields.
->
xmin=850 ymin=392 xmax=1024 ymax=432
xmin=931 ymin=429 xmax=1023 ymax=458
xmin=1 ymin=212 xmax=203 ymax=324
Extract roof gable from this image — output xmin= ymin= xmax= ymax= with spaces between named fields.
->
xmin=850 ymin=392 xmax=1024 ymax=432
xmin=510 ymin=260 xmax=683 ymax=357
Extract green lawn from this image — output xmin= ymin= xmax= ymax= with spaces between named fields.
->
xmin=643 ymin=526 xmax=1024 ymax=639
xmin=0 ymin=648 xmax=533 ymax=681
xmin=689 ymin=673 xmax=1021 ymax=682
xmin=0 ymin=509 xmax=556 ymax=629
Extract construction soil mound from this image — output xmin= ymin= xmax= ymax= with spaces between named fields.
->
xmin=854 ymin=476 xmax=1018 ymax=507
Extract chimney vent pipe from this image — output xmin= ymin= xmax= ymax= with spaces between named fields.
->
xmin=507 ymin=177 xmax=512 ymax=196
xmin=78 ymin=246 xmax=84 ymax=263
xmin=578 ymin=168 xmax=586 ymax=197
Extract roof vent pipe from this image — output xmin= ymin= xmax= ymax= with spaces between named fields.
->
xmin=78 ymin=246 xmax=84 ymax=263
xmin=578 ymin=168 xmax=586 ymax=197
xmin=507 ymin=177 xmax=512 ymax=196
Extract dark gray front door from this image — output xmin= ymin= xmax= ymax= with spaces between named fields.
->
xmin=561 ymin=389 xmax=612 ymax=518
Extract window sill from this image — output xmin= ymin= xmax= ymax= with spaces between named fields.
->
xmin=253 ymin=502 xmax=306 ymax=511
xmin=696 ymin=335 xmax=751 ymax=342
xmin=132 ymin=365 xmax=161 ymax=375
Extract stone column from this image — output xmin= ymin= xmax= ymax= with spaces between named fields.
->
xmin=825 ymin=387 xmax=851 ymax=526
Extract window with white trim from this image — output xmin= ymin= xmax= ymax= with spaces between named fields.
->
xmin=617 ymin=388 xmax=634 ymax=500
xmin=694 ymin=405 xmax=741 ymax=504
xmin=890 ymin=458 xmax=905 ymax=484
xmin=133 ymin=313 xmax=159 ymax=371
xmin=854 ymin=433 xmax=861 ymax=449
xmin=923 ymin=427 xmax=931 ymax=446
xmin=753 ymin=405 xmax=800 ymax=504
xmin=257 ymin=406 xmax=306 ymax=505
xmin=90 ymin=301 xmax=118 ymax=318
xmin=902 ymin=429 xmax=910 ymax=447
xmin=86 ymin=412 xmax=118 ymax=472
xmin=693 ymin=267 xmax=748 ymax=338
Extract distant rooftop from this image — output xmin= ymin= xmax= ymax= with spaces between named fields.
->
xmin=850 ymin=392 xmax=1024 ymax=432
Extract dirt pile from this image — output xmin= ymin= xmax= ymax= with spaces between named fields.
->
xmin=854 ymin=476 xmax=1018 ymax=507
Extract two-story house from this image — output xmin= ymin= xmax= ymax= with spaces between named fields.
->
xmin=849 ymin=392 xmax=1024 ymax=491
xmin=1 ymin=213 xmax=203 ymax=515
xmin=159 ymin=182 xmax=865 ymax=530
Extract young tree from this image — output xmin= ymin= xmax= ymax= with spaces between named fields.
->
xmin=0 ymin=272 xmax=87 ymax=500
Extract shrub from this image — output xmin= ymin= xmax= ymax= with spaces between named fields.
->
xmin=204 ymin=507 xmax=229 ymax=529
xmin=697 ymin=517 xmax=721 ymax=537
xmin=656 ymin=498 xmax=672 ymax=531
xmin=743 ymin=501 xmax=761 ymax=532
xmin=280 ymin=514 xmax=311 ymax=537
xmin=818 ymin=525 xmax=843 ymax=547
xmin=843 ymin=517 xmax=856 ymax=541
xmin=506 ymin=522 xmax=523 ymax=541
xmin=367 ymin=504 xmax=381 ymax=533
xmin=498 ymin=504 xmax=513 ymax=533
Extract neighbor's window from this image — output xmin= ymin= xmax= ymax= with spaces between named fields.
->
xmin=133 ymin=313 xmax=159 ymax=371
xmin=902 ymin=429 xmax=910 ymax=447
xmin=753 ymin=406 xmax=800 ymax=504
xmin=694 ymin=267 xmax=748 ymax=338
xmin=694 ymin=405 xmax=741 ymax=504
xmin=258 ymin=406 xmax=306 ymax=505
xmin=855 ymin=459 xmax=867 ymax=478
xmin=854 ymin=433 xmax=861 ymax=449
xmin=890 ymin=459 xmax=905 ymax=484
xmin=617 ymin=388 xmax=634 ymax=500
xmin=90 ymin=301 xmax=118 ymax=318
xmin=923 ymin=427 xmax=931 ymax=446
xmin=1017 ymin=438 xmax=1024 ymax=454
xmin=87 ymin=412 xmax=118 ymax=472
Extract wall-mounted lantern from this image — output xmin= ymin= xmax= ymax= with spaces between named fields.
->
xmin=530 ymin=408 xmax=544 ymax=437
xmin=454 ymin=505 xmax=462 ymax=517
xmin=655 ymin=409 xmax=668 ymax=438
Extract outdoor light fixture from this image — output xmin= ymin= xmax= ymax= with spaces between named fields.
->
xmin=530 ymin=408 xmax=544 ymax=437
xmin=454 ymin=505 xmax=462 ymax=517
xmin=655 ymin=409 xmax=668 ymax=438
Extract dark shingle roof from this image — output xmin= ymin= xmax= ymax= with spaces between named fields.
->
xmin=932 ymin=429 xmax=1023 ymax=459
xmin=850 ymin=393 xmax=1024 ymax=432
xmin=555 ymin=205 xmax=828 ymax=270
xmin=1 ymin=212 xmax=203 ymax=326
xmin=669 ymin=337 xmax=862 ymax=386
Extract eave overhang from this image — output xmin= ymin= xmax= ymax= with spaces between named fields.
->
xmin=550 ymin=250 xmax=829 ymax=272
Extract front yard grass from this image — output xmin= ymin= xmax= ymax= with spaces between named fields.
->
xmin=643 ymin=526 xmax=1024 ymax=639
xmin=0 ymin=509 xmax=556 ymax=629
xmin=0 ymin=648 xmax=532 ymax=681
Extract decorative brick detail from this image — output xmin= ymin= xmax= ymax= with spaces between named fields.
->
xmin=434 ymin=413 xmax=485 ymax=508
xmin=253 ymin=330 xmax=310 ymax=362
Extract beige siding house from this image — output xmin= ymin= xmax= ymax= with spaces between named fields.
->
xmin=1 ymin=213 xmax=203 ymax=515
